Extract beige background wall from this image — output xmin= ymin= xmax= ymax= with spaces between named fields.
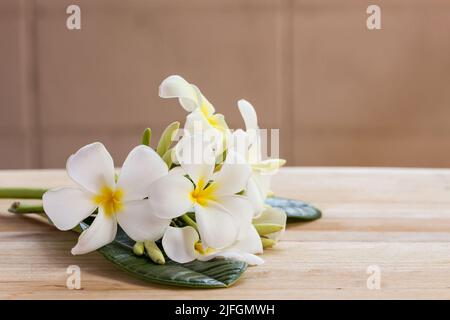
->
xmin=1 ymin=0 xmax=450 ymax=169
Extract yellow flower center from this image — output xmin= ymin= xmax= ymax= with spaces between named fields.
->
xmin=93 ymin=185 xmax=124 ymax=216
xmin=189 ymin=179 xmax=217 ymax=206
xmin=194 ymin=241 xmax=215 ymax=256
xmin=200 ymin=103 xmax=227 ymax=131
xmin=206 ymin=115 xmax=219 ymax=127
xmin=200 ymin=102 xmax=212 ymax=118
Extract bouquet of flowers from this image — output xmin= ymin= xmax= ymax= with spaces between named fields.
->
xmin=1 ymin=75 xmax=321 ymax=288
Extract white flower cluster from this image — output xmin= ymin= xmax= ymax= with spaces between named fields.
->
xmin=43 ymin=75 xmax=286 ymax=266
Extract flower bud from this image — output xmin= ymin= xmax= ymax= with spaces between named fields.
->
xmin=162 ymin=148 xmax=174 ymax=168
xmin=157 ymin=121 xmax=180 ymax=157
xmin=144 ymin=240 xmax=165 ymax=265
xmin=260 ymin=237 xmax=277 ymax=249
xmin=141 ymin=128 xmax=152 ymax=146
xmin=133 ymin=241 xmax=145 ymax=256
xmin=254 ymin=223 xmax=283 ymax=236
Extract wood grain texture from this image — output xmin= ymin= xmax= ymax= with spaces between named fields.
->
xmin=3 ymin=0 xmax=450 ymax=169
xmin=1 ymin=167 xmax=450 ymax=299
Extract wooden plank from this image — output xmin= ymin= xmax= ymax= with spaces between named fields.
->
xmin=1 ymin=167 xmax=450 ymax=299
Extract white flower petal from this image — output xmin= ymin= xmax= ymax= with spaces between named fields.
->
xmin=167 ymin=166 xmax=186 ymax=176
xmin=215 ymin=195 xmax=253 ymax=240
xmin=185 ymin=107 xmax=226 ymax=131
xmin=159 ymin=75 xmax=200 ymax=112
xmin=237 ymin=99 xmax=262 ymax=164
xmin=216 ymin=252 xmax=264 ymax=266
xmin=193 ymin=84 xmax=215 ymax=115
xmin=185 ymin=108 xmax=213 ymax=132
xmin=66 ymin=142 xmax=115 ymax=194
xmin=185 ymin=111 xmax=227 ymax=158
xmin=252 ymin=159 xmax=286 ymax=172
xmin=117 ymin=145 xmax=168 ymax=201
xmin=213 ymin=150 xmax=251 ymax=196
xmin=246 ymin=177 xmax=265 ymax=218
xmin=247 ymin=136 xmax=262 ymax=164
xmin=238 ymin=253 xmax=265 ymax=266
xmin=197 ymin=226 xmax=263 ymax=266
xmin=231 ymin=225 xmax=263 ymax=254
xmin=148 ymin=174 xmax=194 ymax=219
xmin=238 ymin=99 xmax=258 ymax=131
xmin=184 ymin=106 xmax=228 ymax=159
xmin=253 ymin=205 xmax=287 ymax=241
xmin=195 ymin=202 xmax=238 ymax=249
xmin=237 ymin=100 xmax=261 ymax=164
xmin=253 ymin=205 xmax=286 ymax=225
xmin=116 ymin=199 xmax=170 ymax=241
xmin=43 ymin=187 xmax=96 ymax=231
xmin=199 ymin=251 xmax=264 ymax=266
xmin=175 ymin=134 xmax=215 ymax=184
xmin=71 ymin=208 xmax=117 ymax=255
xmin=210 ymin=113 xmax=228 ymax=130
xmin=251 ymin=172 xmax=272 ymax=198
xmin=229 ymin=129 xmax=251 ymax=159
xmin=162 ymin=226 xmax=199 ymax=263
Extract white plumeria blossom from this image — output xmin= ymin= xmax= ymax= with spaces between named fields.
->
xmin=253 ymin=205 xmax=287 ymax=241
xmin=236 ymin=99 xmax=286 ymax=218
xmin=162 ymin=225 xmax=263 ymax=266
xmin=149 ymin=134 xmax=254 ymax=249
xmin=159 ymin=75 xmax=228 ymax=156
xmin=43 ymin=142 xmax=170 ymax=255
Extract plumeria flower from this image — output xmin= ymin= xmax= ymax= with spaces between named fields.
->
xmin=159 ymin=75 xmax=228 ymax=156
xmin=43 ymin=142 xmax=170 ymax=255
xmin=149 ymin=135 xmax=253 ymax=249
xmin=159 ymin=75 xmax=228 ymax=132
xmin=162 ymin=224 xmax=263 ymax=266
xmin=236 ymin=99 xmax=286 ymax=217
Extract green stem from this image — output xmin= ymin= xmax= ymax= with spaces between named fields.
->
xmin=8 ymin=201 xmax=83 ymax=234
xmin=180 ymin=214 xmax=198 ymax=231
xmin=8 ymin=202 xmax=45 ymax=214
xmin=0 ymin=188 xmax=47 ymax=199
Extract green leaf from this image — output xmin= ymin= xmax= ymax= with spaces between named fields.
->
xmin=156 ymin=121 xmax=180 ymax=157
xmin=79 ymin=222 xmax=247 ymax=288
xmin=265 ymin=196 xmax=321 ymax=222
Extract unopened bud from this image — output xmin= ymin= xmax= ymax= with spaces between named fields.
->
xmin=133 ymin=241 xmax=145 ymax=256
xmin=144 ymin=240 xmax=165 ymax=265
xmin=141 ymin=128 xmax=152 ymax=146
xmin=254 ymin=223 xmax=283 ymax=236
xmin=261 ymin=237 xmax=277 ymax=249
xmin=157 ymin=121 xmax=180 ymax=157
xmin=162 ymin=148 xmax=174 ymax=168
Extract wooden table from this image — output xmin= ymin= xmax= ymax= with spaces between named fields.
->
xmin=1 ymin=167 xmax=450 ymax=299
